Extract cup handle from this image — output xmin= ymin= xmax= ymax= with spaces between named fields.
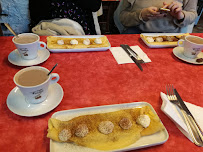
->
xmin=49 ymin=73 xmax=60 ymax=85
xmin=177 ymin=39 xmax=184 ymax=47
xmin=39 ymin=41 xmax=47 ymax=50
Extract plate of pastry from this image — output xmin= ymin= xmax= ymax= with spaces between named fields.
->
xmin=140 ymin=33 xmax=190 ymax=48
xmin=47 ymin=35 xmax=111 ymax=53
xmin=48 ymin=102 xmax=169 ymax=152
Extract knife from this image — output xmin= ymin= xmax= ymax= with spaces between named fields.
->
xmin=120 ymin=44 xmax=143 ymax=71
xmin=124 ymin=44 xmax=144 ymax=63
xmin=174 ymin=89 xmax=203 ymax=143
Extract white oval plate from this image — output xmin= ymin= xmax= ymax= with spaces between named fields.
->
xmin=49 ymin=102 xmax=169 ymax=152
xmin=47 ymin=35 xmax=111 ymax=53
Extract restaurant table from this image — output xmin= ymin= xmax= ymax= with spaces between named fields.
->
xmin=0 ymin=33 xmax=203 ymax=152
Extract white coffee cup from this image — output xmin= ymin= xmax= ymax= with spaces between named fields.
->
xmin=12 ymin=33 xmax=47 ymax=60
xmin=178 ymin=35 xmax=203 ymax=59
xmin=13 ymin=66 xmax=59 ymax=104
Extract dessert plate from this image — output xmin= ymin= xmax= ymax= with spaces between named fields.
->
xmin=173 ymin=47 xmax=203 ymax=64
xmin=47 ymin=35 xmax=111 ymax=53
xmin=50 ymin=102 xmax=169 ymax=152
xmin=140 ymin=33 xmax=189 ymax=48
xmin=8 ymin=49 xmax=50 ymax=66
xmin=7 ymin=83 xmax=63 ymax=117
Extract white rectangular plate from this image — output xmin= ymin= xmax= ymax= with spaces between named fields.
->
xmin=141 ymin=33 xmax=185 ymax=48
xmin=50 ymin=102 xmax=169 ymax=152
xmin=47 ymin=35 xmax=111 ymax=53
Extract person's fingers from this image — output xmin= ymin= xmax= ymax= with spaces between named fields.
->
xmin=151 ymin=7 xmax=158 ymax=11
xmin=162 ymin=2 xmax=169 ymax=8
xmin=168 ymin=1 xmax=176 ymax=9
xmin=175 ymin=7 xmax=182 ymax=13
xmin=148 ymin=7 xmax=160 ymax=15
xmin=171 ymin=5 xmax=179 ymax=13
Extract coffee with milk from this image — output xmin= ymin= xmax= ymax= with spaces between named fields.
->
xmin=15 ymin=69 xmax=48 ymax=87
xmin=14 ymin=35 xmax=38 ymax=44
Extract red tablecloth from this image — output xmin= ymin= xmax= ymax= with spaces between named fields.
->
xmin=0 ymin=34 xmax=203 ymax=152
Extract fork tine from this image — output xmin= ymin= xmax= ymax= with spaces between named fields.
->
xmin=170 ymin=84 xmax=175 ymax=100
xmin=166 ymin=84 xmax=170 ymax=100
xmin=166 ymin=84 xmax=176 ymax=101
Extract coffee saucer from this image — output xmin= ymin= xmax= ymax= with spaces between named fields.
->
xmin=173 ymin=47 xmax=203 ymax=64
xmin=7 ymin=83 xmax=63 ymax=117
xmin=8 ymin=49 xmax=50 ymax=66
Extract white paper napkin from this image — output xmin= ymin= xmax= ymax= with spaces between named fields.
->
xmin=160 ymin=92 xmax=203 ymax=142
xmin=110 ymin=45 xmax=151 ymax=64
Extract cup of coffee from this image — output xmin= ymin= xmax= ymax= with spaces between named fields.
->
xmin=13 ymin=66 xmax=60 ymax=104
xmin=178 ymin=35 xmax=203 ymax=59
xmin=12 ymin=33 xmax=47 ymax=60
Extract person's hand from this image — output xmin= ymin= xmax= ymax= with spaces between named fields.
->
xmin=162 ymin=1 xmax=185 ymax=20
xmin=141 ymin=7 xmax=165 ymax=21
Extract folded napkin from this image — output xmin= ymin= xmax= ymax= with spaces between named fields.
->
xmin=32 ymin=18 xmax=85 ymax=36
xmin=160 ymin=92 xmax=203 ymax=142
xmin=110 ymin=45 xmax=151 ymax=64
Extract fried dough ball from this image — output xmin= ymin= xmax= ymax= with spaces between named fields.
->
xmin=155 ymin=37 xmax=164 ymax=42
xmin=136 ymin=115 xmax=150 ymax=128
xmin=75 ymin=124 xmax=89 ymax=137
xmin=58 ymin=128 xmax=72 ymax=141
xmin=94 ymin=38 xmax=102 ymax=44
xmin=57 ymin=40 xmax=64 ymax=45
xmin=83 ymin=38 xmax=90 ymax=45
xmin=146 ymin=36 xmax=154 ymax=43
xmin=166 ymin=36 xmax=178 ymax=42
xmin=98 ymin=121 xmax=114 ymax=134
xmin=119 ymin=117 xmax=132 ymax=130
xmin=70 ymin=39 xmax=78 ymax=45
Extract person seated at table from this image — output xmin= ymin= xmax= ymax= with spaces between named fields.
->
xmin=29 ymin=0 xmax=101 ymax=35
xmin=119 ymin=0 xmax=198 ymax=34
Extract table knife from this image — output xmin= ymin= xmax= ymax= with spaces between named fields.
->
xmin=124 ymin=44 xmax=144 ymax=63
xmin=120 ymin=44 xmax=143 ymax=71
xmin=174 ymin=89 xmax=203 ymax=143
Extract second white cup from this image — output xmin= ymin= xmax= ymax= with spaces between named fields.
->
xmin=178 ymin=35 xmax=203 ymax=59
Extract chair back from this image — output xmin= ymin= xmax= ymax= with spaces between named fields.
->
xmin=113 ymin=0 xmax=125 ymax=33
xmin=180 ymin=22 xmax=195 ymax=33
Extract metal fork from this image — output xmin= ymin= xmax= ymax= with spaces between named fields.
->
xmin=166 ymin=84 xmax=203 ymax=146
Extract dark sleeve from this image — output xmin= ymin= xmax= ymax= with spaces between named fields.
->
xmin=77 ymin=0 xmax=102 ymax=12
xmin=29 ymin=0 xmax=52 ymax=28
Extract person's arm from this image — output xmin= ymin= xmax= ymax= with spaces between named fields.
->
xmin=163 ymin=0 xmax=198 ymax=26
xmin=120 ymin=0 xmax=164 ymax=27
xmin=119 ymin=0 xmax=143 ymax=27
xmin=179 ymin=0 xmax=198 ymax=26
xmin=77 ymin=0 xmax=102 ymax=12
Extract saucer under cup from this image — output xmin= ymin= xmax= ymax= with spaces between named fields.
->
xmin=12 ymin=33 xmax=46 ymax=60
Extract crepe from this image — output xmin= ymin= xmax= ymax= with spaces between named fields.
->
xmin=140 ymin=33 xmax=190 ymax=45
xmin=47 ymin=106 xmax=164 ymax=151
xmin=47 ymin=36 xmax=110 ymax=49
